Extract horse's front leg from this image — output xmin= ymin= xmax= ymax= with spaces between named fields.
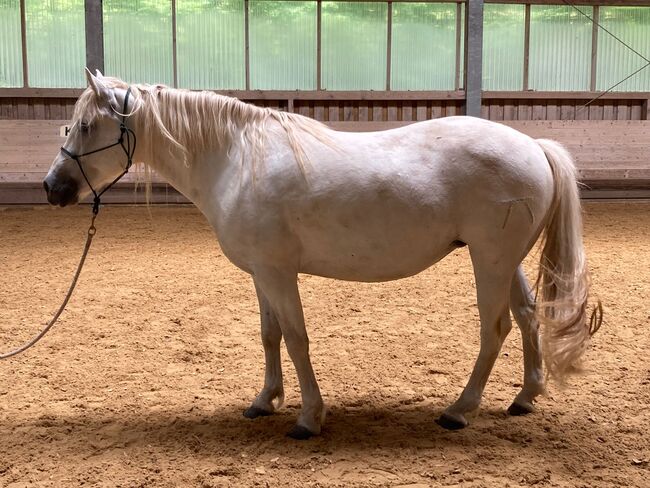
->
xmin=253 ymin=267 xmax=325 ymax=439
xmin=243 ymin=281 xmax=285 ymax=418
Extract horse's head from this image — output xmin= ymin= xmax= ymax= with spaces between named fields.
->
xmin=44 ymin=69 xmax=136 ymax=207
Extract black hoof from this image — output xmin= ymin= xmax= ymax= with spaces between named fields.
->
xmin=508 ymin=402 xmax=534 ymax=416
xmin=286 ymin=424 xmax=315 ymax=440
xmin=243 ymin=406 xmax=273 ymax=419
xmin=436 ymin=413 xmax=468 ymax=430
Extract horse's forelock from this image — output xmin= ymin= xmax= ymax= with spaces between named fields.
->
xmin=71 ymin=88 xmax=103 ymax=125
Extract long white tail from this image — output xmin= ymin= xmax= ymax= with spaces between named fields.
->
xmin=535 ymin=139 xmax=602 ymax=382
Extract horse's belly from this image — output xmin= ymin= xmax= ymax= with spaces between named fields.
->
xmin=296 ymin=219 xmax=459 ymax=282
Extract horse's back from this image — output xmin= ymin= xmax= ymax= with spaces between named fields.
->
xmin=224 ymin=116 xmax=555 ymax=281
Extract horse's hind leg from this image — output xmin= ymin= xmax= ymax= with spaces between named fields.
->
xmin=243 ymin=281 xmax=285 ymax=418
xmin=508 ymin=265 xmax=545 ymax=415
xmin=437 ymin=247 xmax=516 ymax=430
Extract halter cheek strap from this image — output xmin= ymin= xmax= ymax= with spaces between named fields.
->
xmin=60 ymin=86 xmax=137 ymax=215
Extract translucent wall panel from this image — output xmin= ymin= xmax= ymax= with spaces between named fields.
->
xmin=104 ymin=0 xmax=173 ymax=85
xmin=391 ymin=3 xmax=457 ymax=90
xmin=322 ymin=1 xmax=387 ymax=90
xmin=0 ymin=0 xmax=22 ymax=87
xmin=177 ymin=0 xmax=245 ymax=89
xmin=482 ymin=4 xmax=524 ymax=90
xmin=250 ymin=1 xmax=316 ymax=90
xmin=459 ymin=3 xmax=464 ymax=89
xmin=26 ymin=0 xmax=85 ymax=88
xmin=529 ymin=5 xmax=592 ymax=91
xmin=597 ymin=7 xmax=650 ymax=92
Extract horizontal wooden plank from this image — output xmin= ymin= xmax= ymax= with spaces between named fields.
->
xmin=3 ymin=119 xmax=648 ymax=139
xmin=0 ymin=172 xmax=163 ymax=183
xmin=0 ymin=89 xmax=467 ymax=102
xmin=0 ymin=183 xmax=188 ymax=205
xmin=483 ymin=91 xmax=650 ymax=101
xmin=0 ymin=89 xmax=82 ymax=98
xmin=2 ymin=178 xmax=645 ymax=206
xmin=2 ymin=88 xmax=649 ymax=102
xmin=580 ymin=189 xmax=650 ymax=199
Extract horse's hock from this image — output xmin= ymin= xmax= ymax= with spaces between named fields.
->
xmin=1 ymin=119 xmax=649 ymax=203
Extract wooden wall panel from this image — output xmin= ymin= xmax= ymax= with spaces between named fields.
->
xmin=480 ymin=98 xmax=647 ymax=121
xmin=0 ymin=94 xmax=647 ymax=125
xmin=3 ymin=119 xmax=649 ymax=204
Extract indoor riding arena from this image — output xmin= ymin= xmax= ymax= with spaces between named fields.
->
xmin=1 ymin=1 xmax=649 ymax=487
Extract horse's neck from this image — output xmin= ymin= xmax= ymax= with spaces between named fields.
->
xmin=134 ymin=90 xmax=257 ymax=210
xmin=140 ymin=125 xmax=239 ymax=212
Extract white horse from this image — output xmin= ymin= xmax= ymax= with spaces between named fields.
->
xmin=44 ymin=70 xmax=600 ymax=439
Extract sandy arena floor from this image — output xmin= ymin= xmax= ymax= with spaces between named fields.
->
xmin=0 ymin=201 xmax=648 ymax=487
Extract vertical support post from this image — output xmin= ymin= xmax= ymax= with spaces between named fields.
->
xmin=244 ymin=0 xmax=250 ymax=90
xmin=20 ymin=0 xmax=29 ymax=87
xmin=172 ymin=0 xmax=178 ymax=88
xmin=454 ymin=1 xmax=462 ymax=91
xmin=386 ymin=1 xmax=392 ymax=91
xmin=316 ymin=0 xmax=322 ymax=91
xmin=642 ymin=99 xmax=650 ymax=121
xmin=84 ymin=0 xmax=104 ymax=74
xmin=465 ymin=0 xmax=483 ymax=117
xmin=590 ymin=5 xmax=599 ymax=92
xmin=523 ymin=3 xmax=530 ymax=90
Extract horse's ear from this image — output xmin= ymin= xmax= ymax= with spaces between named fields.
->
xmin=84 ymin=67 xmax=95 ymax=87
xmin=84 ymin=67 xmax=114 ymax=106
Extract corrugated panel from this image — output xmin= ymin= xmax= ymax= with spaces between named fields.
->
xmin=529 ymin=5 xmax=592 ymax=91
xmin=104 ymin=0 xmax=173 ymax=85
xmin=25 ymin=0 xmax=85 ymax=88
xmin=321 ymin=1 xmax=387 ymax=91
xmin=249 ymin=1 xmax=316 ymax=90
xmin=597 ymin=7 xmax=650 ymax=92
xmin=177 ymin=0 xmax=245 ymax=90
xmin=391 ymin=2 xmax=457 ymax=91
xmin=482 ymin=4 xmax=524 ymax=91
xmin=0 ymin=0 xmax=22 ymax=87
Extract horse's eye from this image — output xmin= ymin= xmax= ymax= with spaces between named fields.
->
xmin=79 ymin=122 xmax=90 ymax=133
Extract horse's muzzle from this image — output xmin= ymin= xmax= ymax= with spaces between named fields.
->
xmin=43 ymin=177 xmax=79 ymax=207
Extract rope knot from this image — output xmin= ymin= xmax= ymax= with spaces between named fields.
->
xmin=92 ymin=196 xmax=101 ymax=215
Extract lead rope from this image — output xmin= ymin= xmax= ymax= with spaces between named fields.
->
xmin=0 ymin=214 xmax=97 ymax=359
xmin=1 ymin=87 xmax=135 ymax=359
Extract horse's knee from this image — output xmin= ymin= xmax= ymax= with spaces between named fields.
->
xmin=261 ymin=328 xmax=281 ymax=349
xmin=283 ymin=330 xmax=310 ymax=357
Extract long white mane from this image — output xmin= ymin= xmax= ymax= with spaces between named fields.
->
xmin=73 ymin=77 xmax=331 ymax=174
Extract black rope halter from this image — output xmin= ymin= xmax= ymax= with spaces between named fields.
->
xmin=60 ymin=86 xmax=137 ymax=215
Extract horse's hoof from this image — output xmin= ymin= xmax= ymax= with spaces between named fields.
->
xmin=243 ymin=406 xmax=273 ymax=419
xmin=286 ymin=424 xmax=315 ymax=440
xmin=508 ymin=401 xmax=534 ymax=416
xmin=436 ymin=413 xmax=468 ymax=430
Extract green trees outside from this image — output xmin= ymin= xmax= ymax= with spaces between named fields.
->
xmin=0 ymin=1 xmax=648 ymax=91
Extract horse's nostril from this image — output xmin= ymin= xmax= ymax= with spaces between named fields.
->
xmin=43 ymin=180 xmax=50 ymax=193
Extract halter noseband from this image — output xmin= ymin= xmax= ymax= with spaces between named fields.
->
xmin=60 ymin=86 xmax=136 ymax=215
